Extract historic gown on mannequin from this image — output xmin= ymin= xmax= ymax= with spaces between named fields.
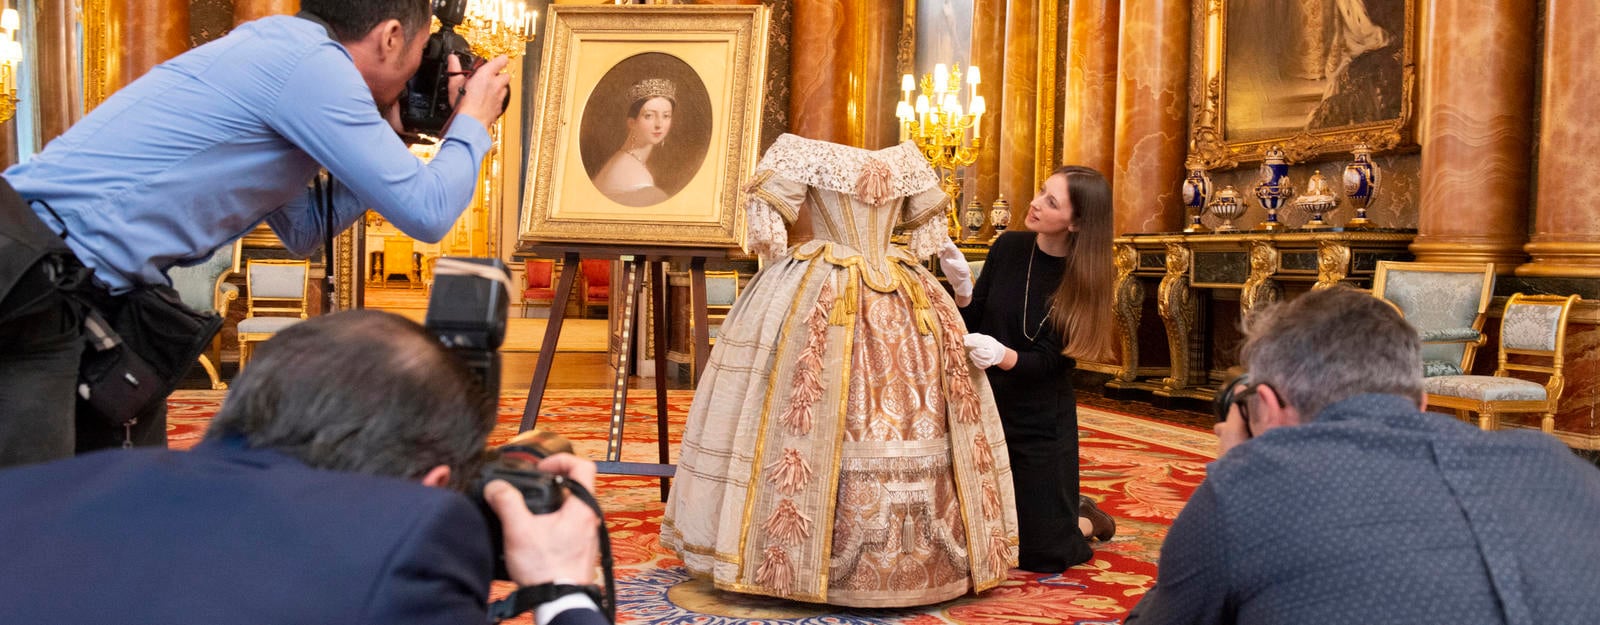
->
xmin=661 ymin=134 xmax=1019 ymax=607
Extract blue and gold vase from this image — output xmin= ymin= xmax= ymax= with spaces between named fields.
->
xmin=1252 ymin=145 xmax=1294 ymax=231
xmin=1342 ymin=143 xmax=1379 ymax=228
xmin=1181 ymin=167 xmax=1213 ymax=233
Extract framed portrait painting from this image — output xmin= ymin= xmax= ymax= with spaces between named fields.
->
xmin=1189 ymin=0 xmax=1417 ymax=167
xmin=520 ymin=5 xmax=770 ymax=248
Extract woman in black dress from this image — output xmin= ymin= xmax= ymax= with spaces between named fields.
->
xmin=955 ymin=165 xmax=1116 ymax=573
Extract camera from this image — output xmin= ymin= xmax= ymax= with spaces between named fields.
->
xmin=400 ymin=0 xmax=485 ymax=142
xmin=425 ymin=257 xmax=569 ymax=579
xmin=475 ymin=430 xmax=575 ymax=580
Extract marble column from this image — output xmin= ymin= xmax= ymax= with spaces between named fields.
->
xmin=1522 ymin=0 xmax=1600 ymax=277
xmin=1412 ymin=0 xmax=1536 ymax=271
xmin=997 ymin=0 xmax=1038 ymax=223
xmin=970 ymin=0 xmax=1006 ymax=206
xmin=1061 ymin=0 xmax=1119 ymax=179
xmin=851 ymin=0 xmax=904 ymax=150
xmin=789 ymin=1 xmax=852 ymax=143
xmin=235 ymin=0 xmax=299 ymax=26
xmin=1111 ymin=0 xmax=1187 ymax=236
xmin=112 ymin=0 xmax=190 ymax=91
xmin=33 ymin=0 xmax=81 ymax=147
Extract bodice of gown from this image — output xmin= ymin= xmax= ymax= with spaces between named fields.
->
xmin=746 ymin=134 xmax=950 ymax=290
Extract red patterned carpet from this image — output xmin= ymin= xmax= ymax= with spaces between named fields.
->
xmin=166 ymin=390 xmax=1215 ymax=625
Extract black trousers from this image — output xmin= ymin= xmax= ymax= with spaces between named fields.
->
xmin=0 ymin=257 xmax=167 ymax=469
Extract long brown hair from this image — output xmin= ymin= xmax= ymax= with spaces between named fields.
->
xmin=1047 ymin=165 xmax=1115 ymax=362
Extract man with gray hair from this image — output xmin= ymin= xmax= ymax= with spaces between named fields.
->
xmin=1126 ymin=286 xmax=1600 ymax=625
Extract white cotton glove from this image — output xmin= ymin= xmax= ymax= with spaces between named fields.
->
xmin=963 ymin=332 xmax=1007 ymax=370
xmin=938 ymin=241 xmax=973 ymax=298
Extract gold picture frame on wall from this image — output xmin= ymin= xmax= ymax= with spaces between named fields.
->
xmin=1189 ymin=0 xmax=1417 ymax=167
xmin=520 ymin=5 xmax=769 ymax=248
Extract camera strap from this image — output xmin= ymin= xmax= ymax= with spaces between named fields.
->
xmin=486 ymin=479 xmax=616 ymax=624
xmin=313 ymin=171 xmax=336 ymax=312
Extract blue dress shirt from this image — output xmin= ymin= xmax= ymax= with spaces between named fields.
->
xmin=3 ymin=15 xmax=490 ymax=292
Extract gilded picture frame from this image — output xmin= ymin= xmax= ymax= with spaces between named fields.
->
xmin=1189 ymin=0 xmax=1417 ymax=167
xmin=520 ymin=5 xmax=770 ymax=248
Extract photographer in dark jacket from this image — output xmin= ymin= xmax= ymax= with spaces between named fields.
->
xmin=0 ymin=310 xmax=607 ymax=625
xmin=0 ymin=0 xmax=511 ymax=467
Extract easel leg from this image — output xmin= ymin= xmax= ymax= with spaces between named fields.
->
xmin=690 ymin=257 xmax=711 ymax=377
xmin=606 ymin=258 xmax=645 ymax=462
xmin=520 ymin=251 xmax=580 ymax=433
xmin=651 ymin=261 xmax=672 ymax=500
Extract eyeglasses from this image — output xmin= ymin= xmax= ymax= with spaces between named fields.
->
xmin=1213 ymin=374 xmax=1272 ymax=439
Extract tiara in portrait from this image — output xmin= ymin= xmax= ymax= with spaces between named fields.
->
xmin=628 ymin=78 xmax=677 ymax=104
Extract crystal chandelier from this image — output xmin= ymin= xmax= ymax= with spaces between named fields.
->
xmin=456 ymin=0 xmax=539 ymax=60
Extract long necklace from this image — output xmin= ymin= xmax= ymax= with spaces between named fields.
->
xmin=1022 ymin=243 xmax=1057 ymax=342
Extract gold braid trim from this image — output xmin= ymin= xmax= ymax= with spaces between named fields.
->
xmin=901 ymin=191 xmax=952 ymax=229
xmin=893 ymin=264 xmax=936 ymax=335
xmin=791 ymin=242 xmax=928 ymax=293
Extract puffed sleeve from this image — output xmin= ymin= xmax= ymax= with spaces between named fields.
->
xmin=742 ymin=169 xmax=807 ymax=261
xmin=899 ymin=185 xmax=954 ymax=258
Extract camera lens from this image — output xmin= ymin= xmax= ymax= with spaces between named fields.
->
xmin=1213 ymin=374 xmax=1250 ymax=423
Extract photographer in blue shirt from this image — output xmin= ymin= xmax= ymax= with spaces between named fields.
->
xmin=0 ymin=0 xmax=512 ymax=467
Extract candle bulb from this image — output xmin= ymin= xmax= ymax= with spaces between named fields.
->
xmin=933 ymin=64 xmax=948 ymax=94
xmin=970 ymin=95 xmax=986 ymax=138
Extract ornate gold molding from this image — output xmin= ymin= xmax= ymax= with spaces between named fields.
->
xmin=896 ymin=0 xmax=915 ymax=77
xmin=334 ymin=224 xmax=356 ymax=311
xmin=1112 ymin=242 xmax=1143 ymax=383
xmin=80 ymin=0 xmax=114 ymax=111
xmin=1157 ymin=243 xmax=1195 ymax=392
xmin=1188 ymin=0 xmax=1418 ymax=167
xmin=1518 ymin=241 xmax=1600 ymax=278
xmin=1033 ymin=0 xmax=1059 ymax=190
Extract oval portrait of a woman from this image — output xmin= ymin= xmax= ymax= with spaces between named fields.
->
xmin=579 ymin=52 xmax=713 ymax=207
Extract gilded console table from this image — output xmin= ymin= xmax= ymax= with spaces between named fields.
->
xmin=1107 ymin=229 xmax=1416 ymax=401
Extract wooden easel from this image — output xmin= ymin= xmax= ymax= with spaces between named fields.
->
xmin=517 ymin=243 xmax=726 ymax=501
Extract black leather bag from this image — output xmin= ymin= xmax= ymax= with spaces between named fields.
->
xmin=76 ymin=285 xmax=222 ymax=427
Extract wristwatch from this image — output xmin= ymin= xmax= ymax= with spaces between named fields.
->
xmin=488 ymin=583 xmax=603 ymax=622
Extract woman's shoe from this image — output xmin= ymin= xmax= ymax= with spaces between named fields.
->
xmin=1079 ymin=495 xmax=1117 ymax=542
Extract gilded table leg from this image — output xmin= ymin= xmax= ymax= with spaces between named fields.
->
xmin=1112 ymin=243 xmax=1143 ymax=383
xmin=1158 ymin=243 xmax=1195 ymax=392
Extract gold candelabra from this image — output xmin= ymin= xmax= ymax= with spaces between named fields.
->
xmin=895 ymin=64 xmax=986 ymax=239
xmin=451 ymin=0 xmax=539 ymax=60
xmin=0 ymin=7 xmax=22 ymax=123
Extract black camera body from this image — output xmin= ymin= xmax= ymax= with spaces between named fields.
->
xmin=424 ymin=258 xmax=569 ymax=580
xmin=400 ymin=0 xmax=485 ymax=141
xmin=474 ymin=442 xmax=570 ymax=580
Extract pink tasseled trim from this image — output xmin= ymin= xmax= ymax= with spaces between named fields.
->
xmin=765 ymin=448 xmax=814 ymax=496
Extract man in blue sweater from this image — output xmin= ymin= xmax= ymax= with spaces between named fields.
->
xmin=1127 ymin=287 xmax=1600 ymax=625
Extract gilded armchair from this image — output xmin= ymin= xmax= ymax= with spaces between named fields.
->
xmin=1371 ymin=261 xmax=1496 ymax=377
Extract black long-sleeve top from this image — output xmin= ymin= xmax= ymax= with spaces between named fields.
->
xmin=959 ymin=231 xmax=1075 ymax=403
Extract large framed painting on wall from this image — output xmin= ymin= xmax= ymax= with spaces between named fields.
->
xmin=520 ymin=5 xmax=769 ymax=248
xmin=1189 ymin=0 xmax=1417 ymax=167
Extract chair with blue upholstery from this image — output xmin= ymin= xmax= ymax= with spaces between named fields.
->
xmin=236 ymin=259 xmax=311 ymax=371
xmin=1370 ymin=261 xmax=1496 ymax=377
xmin=1424 ymin=293 xmax=1580 ymax=432
xmin=167 ymin=240 xmax=241 ymax=390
